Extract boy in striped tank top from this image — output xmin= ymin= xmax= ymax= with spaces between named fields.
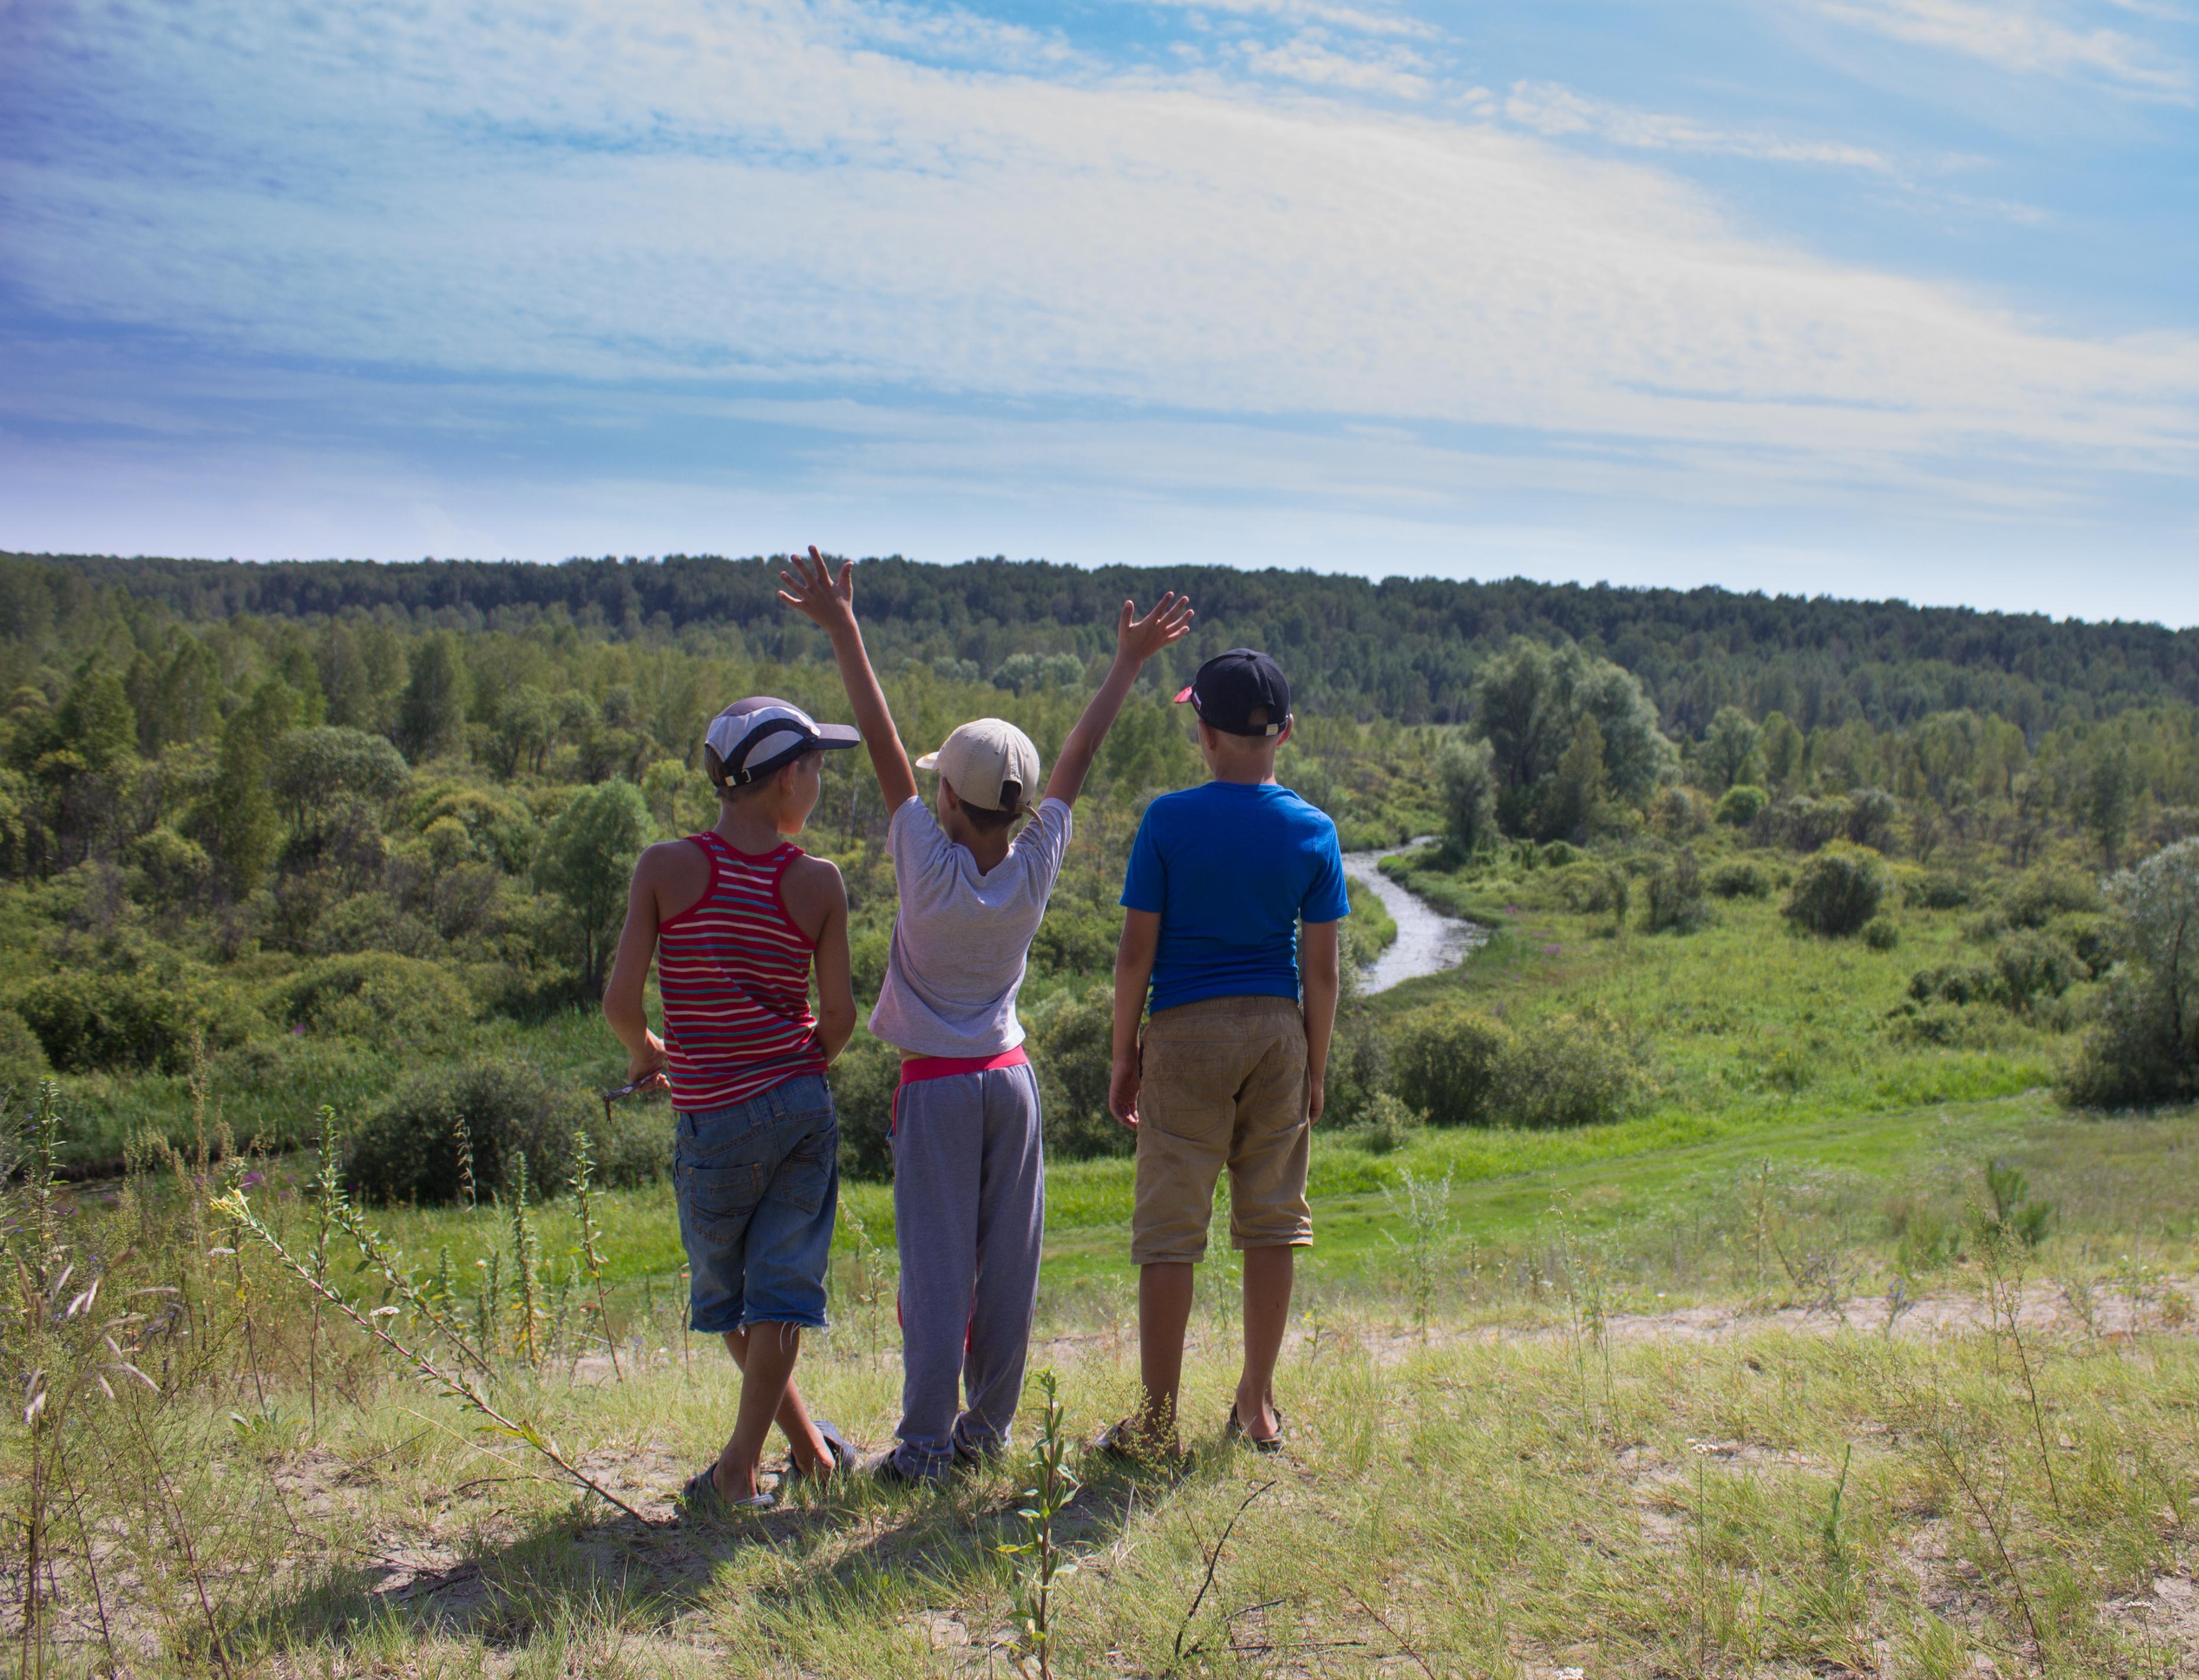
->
xmin=778 ymin=546 xmax=1193 ymax=1482
xmin=603 ymin=695 xmax=862 ymax=1510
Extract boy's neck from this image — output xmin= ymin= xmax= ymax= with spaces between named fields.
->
xmin=714 ymin=797 xmax=794 ymax=854
xmin=1207 ymin=754 xmax=1280 ymax=787
xmin=941 ymin=813 xmax=1014 ymax=874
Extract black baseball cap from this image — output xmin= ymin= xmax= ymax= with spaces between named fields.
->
xmin=703 ymin=697 xmax=859 ymax=789
xmin=1174 ymin=649 xmax=1292 ymax=737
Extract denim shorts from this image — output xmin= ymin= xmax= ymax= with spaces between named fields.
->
xmin=674 ymin=1074 xmax=839 ymax=1334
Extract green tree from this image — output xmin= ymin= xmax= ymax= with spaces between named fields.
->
xmin=51 ymin=664 xmax=136 ymax=775
xmin=1538 ymin=713 xmax=1609 ymax=844
xmin=204 ymin=708 xmax=282 ymax=897
xmin=395 ymin=633 xmax=469 ymax=762
xmin=2065 ymin=838 xmax=2199 ymax=1107
xmin=317 ymin=622 xmax=375 ymax=728
xmin=268 ymin=727 xmax=410 ymax=839
xmin=154 ymin=635 xmax=223 ymax=748
xmin=1468 ymin=640 xmax=1675 ymax=836
xmin=532 ymin=780 xmax=652 ymax=992
xmin=1436 ymin=734 xmax=1501 ymax=854
xmin=1697 ymin=705 xmax=1763 ymax=793
xmin=2085 ymin=748 xmax=2134 ymax=868
xmin=488 ymin=685 xmax=557 ymax=779
xmin=1760 ymin=710 xmax=1804 ymax=792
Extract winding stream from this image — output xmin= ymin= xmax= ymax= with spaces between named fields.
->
xmin=1341 ymin=840 xmax=1489 ymax=995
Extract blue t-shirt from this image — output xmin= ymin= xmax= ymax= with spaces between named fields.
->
xmin=1120 ymin=781 xmax=1351 ymax=1015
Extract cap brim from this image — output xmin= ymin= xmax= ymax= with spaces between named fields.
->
xmin=814 ymin=724 xmax=861 ymax=749
xmin=1173 ymin=684 xmax=1194 ymax=704
xmin=914 ymin=750 xmax=941 ymax=771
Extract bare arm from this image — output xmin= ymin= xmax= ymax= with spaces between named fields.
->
xmin=1045 ymin=592 xmax=1195 ymax=808
xmin=602 ymin=855 xmax=670 ymax=1087
xmin=1299 ymin=919 xmax=1341 ymax=1124
xmin=1108 ymin=908 xmax=1161 ymax=1129
xmin=778 ymin=546 xmax=918 ymax=810
xmin=810 ymin=881 xmax=857 ymax=1064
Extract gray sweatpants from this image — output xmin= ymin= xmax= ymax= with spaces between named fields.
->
xmin=888 ymin=1062 xmax=1045 ymax=1479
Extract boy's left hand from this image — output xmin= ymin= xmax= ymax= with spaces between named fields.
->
xmin=1116 ymin=592 xmax=1194 ymax=665
xmin=777 ymin=545 xmax=858 ymax=634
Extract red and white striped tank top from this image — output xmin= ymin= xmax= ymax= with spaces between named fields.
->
xmin=657 ymin=832 xmax=827 ymax=1112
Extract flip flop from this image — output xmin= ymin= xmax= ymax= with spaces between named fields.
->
xmin=680 ymin=1466 xmax=774 ymax=1513
xmin=1225 ymin=1403 xmax=1286 ymax=1455
xmin=810 ymin=1418 xmax=861 ymax=1476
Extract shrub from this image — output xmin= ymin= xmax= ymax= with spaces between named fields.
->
xmin=268 ymin=953 xmax=477 ymax=1046
xmin=1540 ymin=840 xmax=1579 ymax=868
xmin=13 ymin=969 xmax=255 ymax=1074
xmin=1993 ymin=930 xmax=2081 ymax=1011
xmin=1752 ymin=795 xmax=1849 ymax=854
xmin=2004 ymin=865 xmax=2102 ymax=930
xmin=1909 ymin=963 xmax=1997 ymax=1006
xmin=1843 ymin=787 xmax=1899 ymax=852
xmin=1390 ymin=1003 xmax=1515 ymax=1127
xmin=129 ymin=826 xmax=213 ymax=904
xmin=1862 ymin=916 xmax=1900 ymax=951
xmin=1498 ymin=1008 xmax=1648 ymax=1128
xmin=1354 ymin=1092 xmax=1423 ymax=1155
xmin=1782 ymin=843 xmax=1888 ymax=937
xmin=1706 ymin=860 xmax=1770 ymax=900
xmin=828 ymin=1035 xmax=901 ymax=1181
xmin=1904 ymin=870 xmax=1974 ymax=911
xmin=1025 ymin=986 xmax=1126 ymax=1161
xmin=2061 ymin=837 xmax=2199 ymax=1108
xmin=1648 ymin=785 xmax=1711 ymax=840
xmin=0 ymin=1008 xmax=50 ymax=1087
xmin=1642 ymin=848 xmax=1708 ymax=934
xmin=346 ymin=1060 xmax=667 ymax=1204
xmin=1714 ymin=784 xmax=1768 ymax=828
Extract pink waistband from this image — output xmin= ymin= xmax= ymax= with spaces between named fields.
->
xmin=896 ymin=1045 xmax=1030 ymax=1086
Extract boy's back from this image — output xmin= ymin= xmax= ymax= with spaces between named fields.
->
xmin=1123 ymin=780 xmax=1348 ymax=1010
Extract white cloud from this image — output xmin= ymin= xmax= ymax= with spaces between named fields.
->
xmin=1240 ymin=31 xmax=1433 ymax=97
xmin=1500 ymin=81 xmax=1901 ymax=171
xmin=0 ymin=0 xmax=2194 ymax=534
xmin=1801 ymin=0 xmax=2191 ymax=99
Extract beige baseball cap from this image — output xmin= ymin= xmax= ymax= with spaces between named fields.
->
xmin=917 ymin=718 xmax=1041 ymax=814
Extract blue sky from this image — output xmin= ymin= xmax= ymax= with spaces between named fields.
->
xmin=2 ymin=0 xmax=2195 ymax=624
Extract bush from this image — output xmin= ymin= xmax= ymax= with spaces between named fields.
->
xmin=1540 ymin=840 xmax=1579 ymax=869
xmin=268 ymin=953 xmax=477 ymax=1046
xmin=1782 ymin=844 xmax=1889 ymax=938
xmin=1642 ymin=848 xmax=1708 ymax=934
xmin=1843 ymin=787 xmax=1899 ymax=852
xmin=1498 ymin=1008 xmax=1649 ymax=1128
xmin=346 ymin=1060 xmax=667 ymax=1205
xmin=1714 ymin=784 xmax=1768 ymax=828
xmin=1648 ymin=785 xmax=1711 ymax=840
xmin=0 ymin=1008 xmax=50 ymax=1088
xmin=2061 ymin=838 xmax=2199 ymax=1108
xmin=1909 ymin=963 xmax=1997 ymax=1006
xmin=1752 ymin=795 xmax=1849 ymax=854
xmin=1353 ymin=1092 xmax=1423 ymax=1154
xmin=1904 ymin=870 xmax=1974 ymax=911
xmin=1390 ymin=1003 xmax=1515 ymax=1127
xmin=1993 ymin=930 xmax=2082 ymax=1010
xmin=1025 ymin=986 xmax=1127 ymax=1161
xmin=1706 ymin=859 xmax=1770 ymax=900
xmin=12 ymin=969 xmax=256 ymax=1074
xmin=2004 ymin=865 xmax=2102 ymax=930
xmin=1862 ymin=916 xmax=1900 ymax=951
xmin=828 ymin=1036 xmax=902 ymax=1181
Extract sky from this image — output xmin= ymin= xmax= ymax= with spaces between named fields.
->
xmin=2 ymin=0 xmax=2196 ymax=625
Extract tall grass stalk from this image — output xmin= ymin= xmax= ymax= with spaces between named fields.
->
xmin=507 ymin=1151 xmax=543 ymax=1370
xmin=999 ymin=1367 xmax=1079 ymax=1679
xmin=214 ymin=1186 xmax=650 ymax=1524
xmin=569 ymin=1124 xmax=621 ymax=1379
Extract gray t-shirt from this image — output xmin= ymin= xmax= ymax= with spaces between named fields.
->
xmin=868 ymin=795 xmax=1075 ymax=1058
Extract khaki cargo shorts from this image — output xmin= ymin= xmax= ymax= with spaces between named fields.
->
xmin=1131 ymin=995 xmax=1314 ymax=1266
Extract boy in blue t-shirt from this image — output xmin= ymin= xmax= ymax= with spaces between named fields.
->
xmin=1104 ymin=648 xmax=1349 ymax=1459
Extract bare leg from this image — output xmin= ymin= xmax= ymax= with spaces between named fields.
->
xmin=1135 ymin=1262 xmax=1196 ymax=1451
xmin=720 ymin=1327 xmax=830 ymax=1475
xmin=714 ymin=1323 xmax=816 ymax=1499
xmin=1235 ymin=1246 xmax=1294 ymax=1440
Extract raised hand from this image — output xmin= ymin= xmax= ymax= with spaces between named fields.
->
xmin=1116 ymin=592 xmax=1195 ymax=665
xmin=777 ymin=545 xmax=856 ymax=634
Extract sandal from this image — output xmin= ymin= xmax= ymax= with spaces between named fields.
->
xmin=1094 ymin=1418 xmax=1186 ymax=1468
xmin=680 ymin=1466 xmax=775 ymax=1513
xmin=1225 ymin=1403 xmax=1286 ymax=1455
xmin=801 ymin=1418 xmax=861 ymax=1479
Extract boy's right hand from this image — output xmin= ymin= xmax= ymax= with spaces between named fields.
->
xmin=776 ymin=545 xmax=858 ymax=635
xmin=1115 ymin=592 xmax=1195 ymax=667
xmin=1108 ymin=1054 xmax=1141 ymax=1131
